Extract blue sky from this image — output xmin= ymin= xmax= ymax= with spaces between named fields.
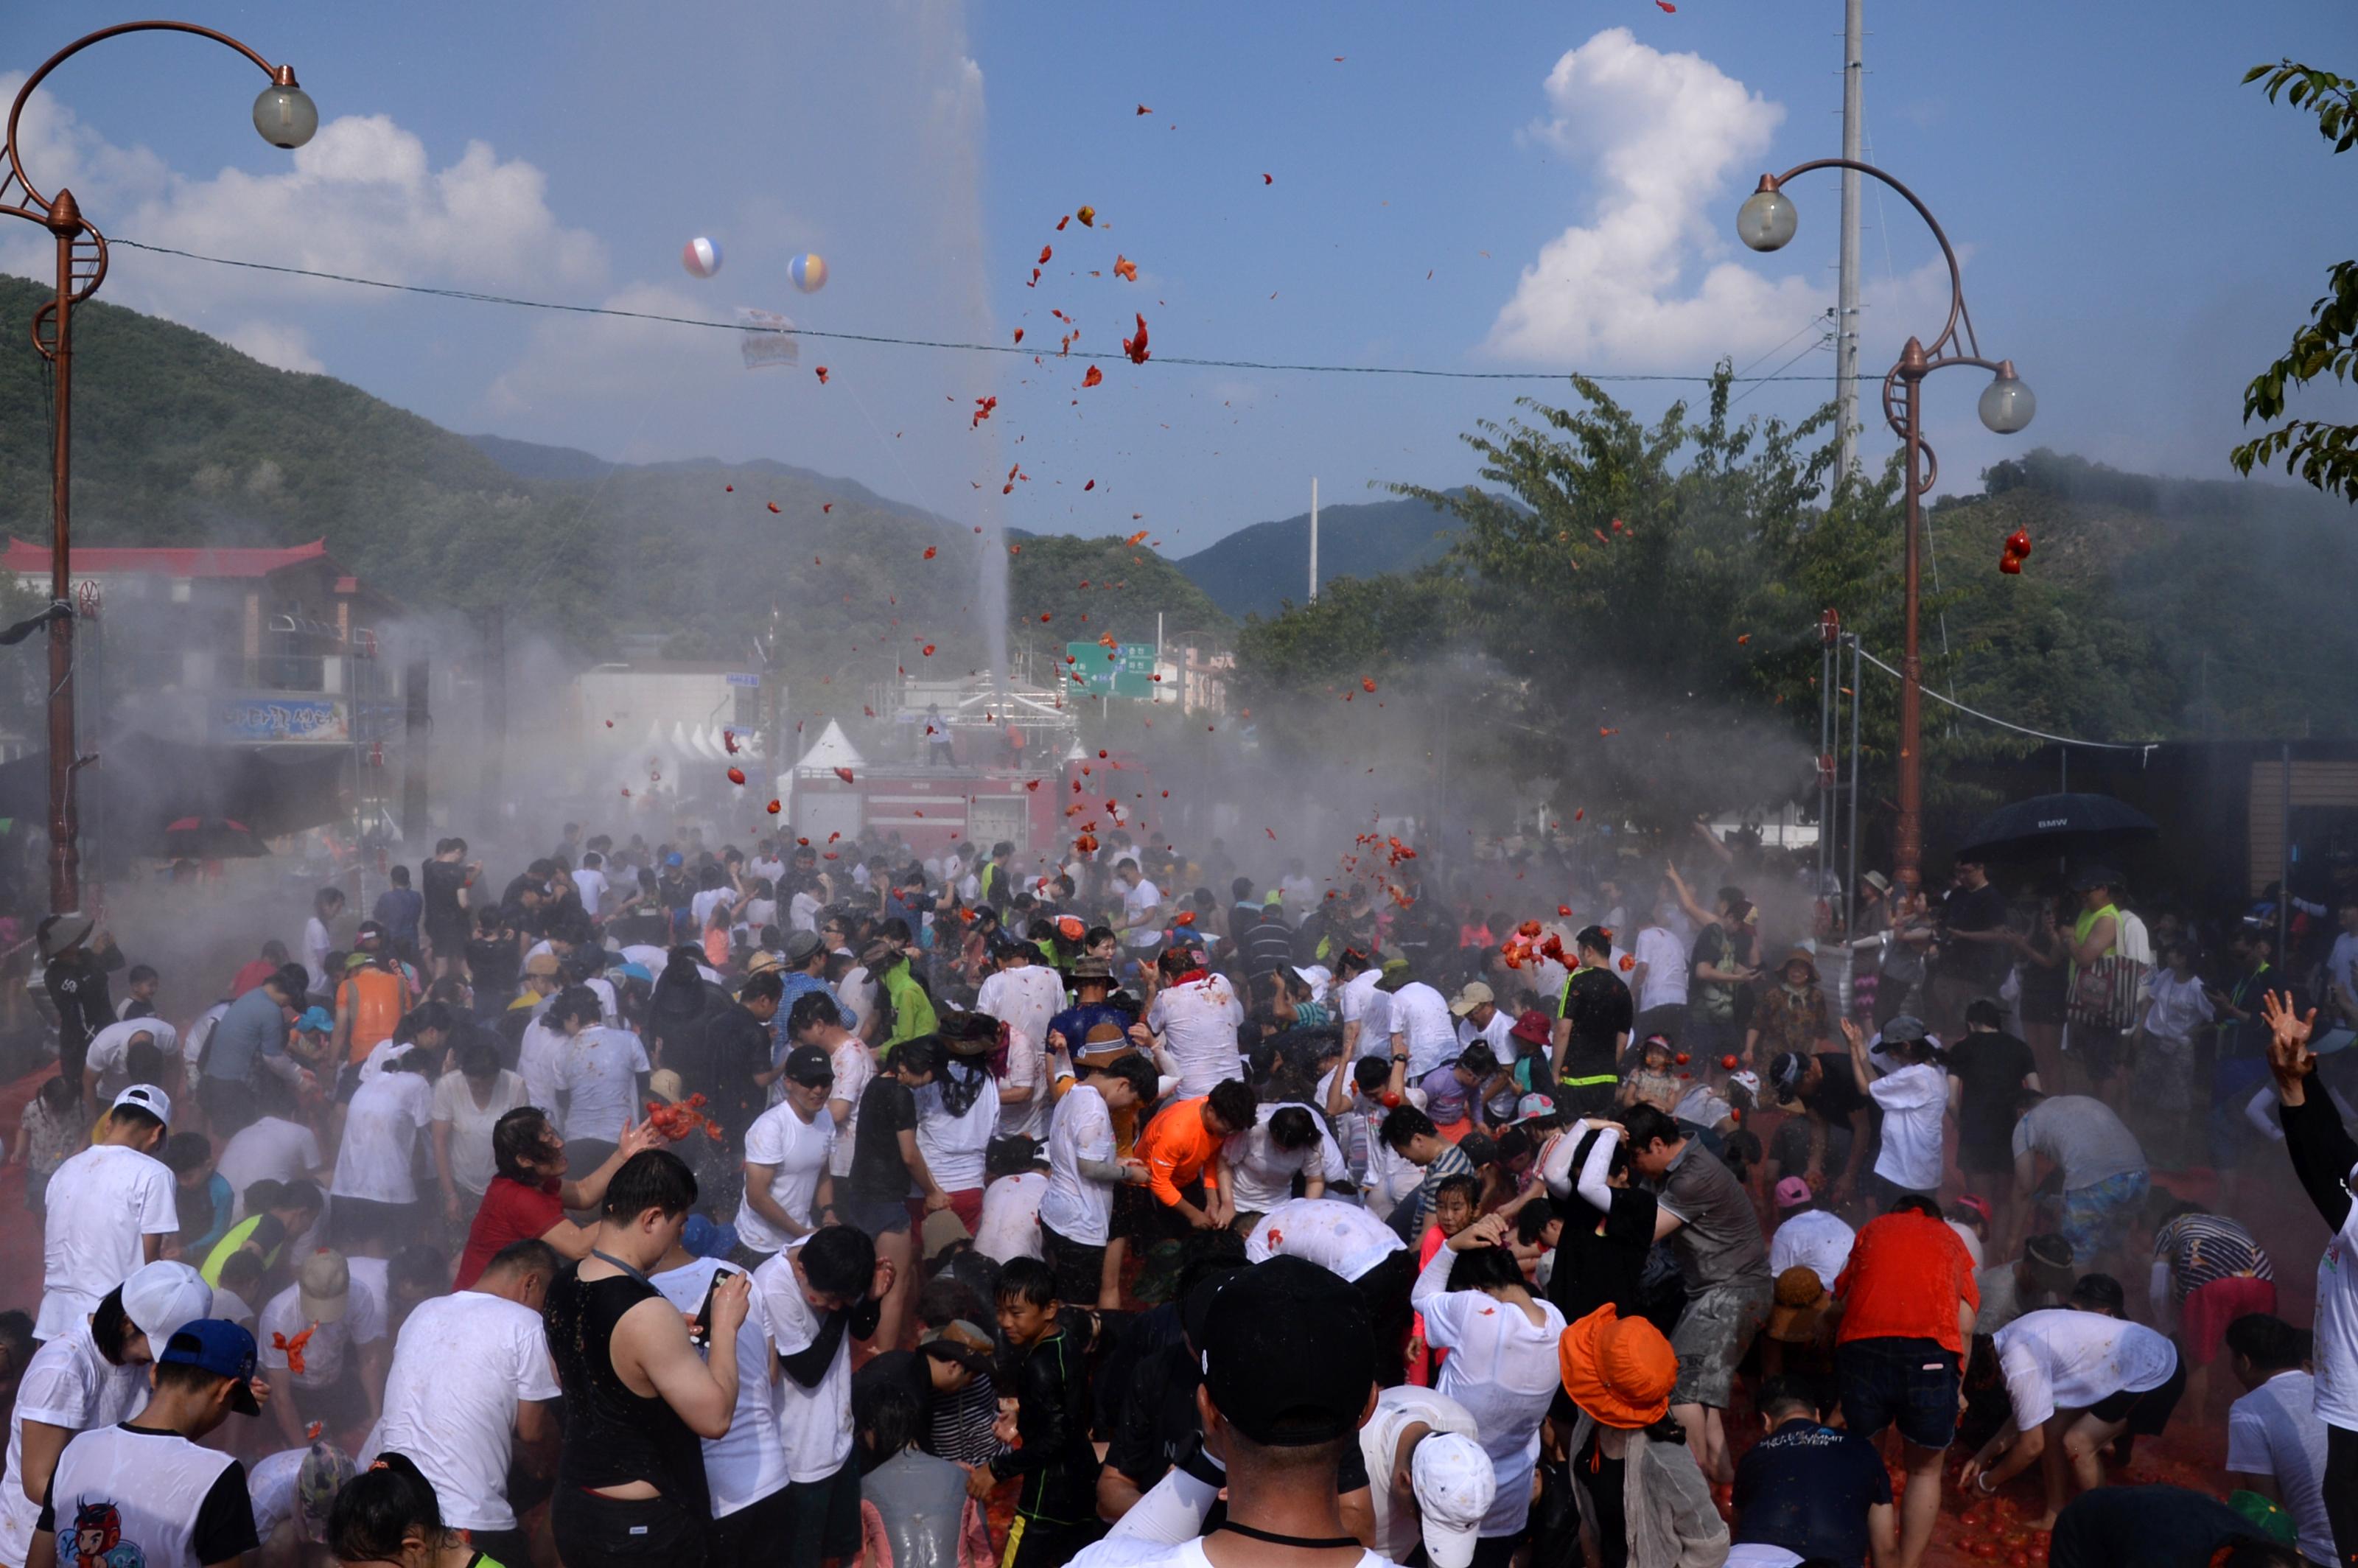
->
xmin=4 ymin=0 xmax=2354 ymax=553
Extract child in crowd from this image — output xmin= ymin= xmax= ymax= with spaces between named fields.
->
xmin=1617 ymin=1035 xmax=1684 ymax=1115
xmin=13 ymin=1076 xmax=85 ymax=1215
xmin=973 ymin=1258 xmax=1102 ymax=1567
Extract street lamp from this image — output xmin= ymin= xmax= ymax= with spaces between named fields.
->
xmin=1738 ymin=161 xmax=2031 ymax=895
xmin=1 ymin=23 xmax=314 ymax=915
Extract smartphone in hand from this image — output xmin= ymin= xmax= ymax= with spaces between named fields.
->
xmin=691 ymin=1267 xmax=738 ymax=1350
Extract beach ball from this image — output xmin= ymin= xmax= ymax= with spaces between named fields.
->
xmin=682 ymin=237 xmax=724 ymax=279
xmin=788 ymin=252 xmax=828 ymax=293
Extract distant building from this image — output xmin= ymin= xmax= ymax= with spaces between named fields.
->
xmin=2 ymin=536 xmax=405 ymax=751
xmin=1153 ymin=640 xmax=1234 ymax=716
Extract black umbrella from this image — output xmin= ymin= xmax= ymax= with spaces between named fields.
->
xmin=1953 ymin=793 xmax=2158 ymax=862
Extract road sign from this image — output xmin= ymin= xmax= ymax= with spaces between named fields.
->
xmin=1065 ymin=642 xmax=1156 ymax=699
xmin=725 ymin=672 xmax=762 ymax=688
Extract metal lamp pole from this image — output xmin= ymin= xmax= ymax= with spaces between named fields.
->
xmin=1737 ymin=159 xmax=2035 ymax=893
xmin=1 ymin=22 xmax=317 ymax=914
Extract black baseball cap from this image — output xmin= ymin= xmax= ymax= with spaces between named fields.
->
xmin=781 ymin=1045 xmax=836 ymax=1086
xmin=1198 ymin=1256 xmax=1375 ymax=1446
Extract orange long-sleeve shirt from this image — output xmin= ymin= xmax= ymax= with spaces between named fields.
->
xmin=1136 ymin=1096 xmax=1222 ymax=1207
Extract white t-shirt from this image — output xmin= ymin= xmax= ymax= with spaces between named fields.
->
xmin=1246 ymin=1198 xmax=1406 ymax=1282
xmin=0 ymin=1321 xmax=149 ymax=1565
xmin=1385 ymin=982 xmax=1458 ymax=1080
xmin=826 ymin=1039 xmax=875 ymax=1179
xmin=1145 ymin=976 xmax=1245 ymax=1100
xmin=571 ymin=866 xmax=609 ymax=917
xmin=365 ymin=1289 xmax=561 ymax=1530
xmin=1341 ymin=970 xmax=1392 ymax=1057
xmin=516 ymin=1016 xmax=570 ymax=1115
xmin=431 ymin=1069 xmax=530 ymax=1197
xmin=1633 ymin=925 xmax=1690 ymax=1010
xmin=259 ymin=1272 xmax=388 ymax=1390
xmin=183 ymin=1004 xmax=228 ymax=1079
xmin=1768 ymin=1208 xmax=1856 ymax=1292
xmin=83 ymin=1019 xmax=180 ymax=1100
xmin=1074 ymin=1537 xmax=1400 ymax=1568
xmin=334 ymin=1071 xmax=435 ymax=1205
xmin=691 ymin=888 xmax=737 ymax=931
xmin=755 ymin=1241 xmax=855 ymax=1483
xmin=916 ymin=1074 xmax=1000 ymax=1193
xmin=976 ymin=1172 xmax=1047 ymax=1263
xmin=996 ymin=1026 xmax=1051 ymax=1144
xmin=559 ymin=1026 xmax=651 ymax=1144
xmin=978 ymin=966 xmax=1066 ymax=1060
xmin=1222 ymin=1115 xmax=1323 ymax=1216
xmin=2225 ymin=1369 xmax=2334 ymax=1564
xmin=1040 ymin=1083 xmax=1117 ymax=1246
xmin=42 ymin=1423 xmax=245 ymax=1568
xmin=1867 ymin=1062 xmax=1947 ymax=1194
xmin=652 ymin=1256 xmax=790 ymax=1516
xmin=304 ymin=916 xmax=335 ymax=993
xmin=1458 ymin=1007 xmax=1519 ymax=1066
xmin=2328 ymin=932 xmax=2358 ymax=1009
xmin=36 ymin=1144 xmax=178 ymax=1341
xmin=1415 ymin=1251 xmax=1566 ymax=1539
xmin=245 ymin=1447 xmax=305 ymax=1545
xmin=215 ymin=1118 xmax=322 ymax=1224
xmin=735 ymin=1104 xmax=836 ymax=1253
xmin=1993 ymin=1309 xmax=2179 ymax=1429
xmin=1121 ymin=878 xmax=1164 ymax=946
xmin=2315 ymin=1194 xmax=2358 ymax=1429
xmin=839 ymin=967 xmax=881 ymax=1037
xmin=788 ymin=890 xmax=821 ymax=933
xmin=2141 ymin=970 xmax=2216 ymax=1047
xmin=1359 ymin=1385 xmax=1482 ymax=1567
xmin=1948 ymin=1219 xmax=1987 ymax=1270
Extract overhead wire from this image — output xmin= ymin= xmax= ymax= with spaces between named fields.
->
xmin=109 ymin=237 xmax=1850 ymax=388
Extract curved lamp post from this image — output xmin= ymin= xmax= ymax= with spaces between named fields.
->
xmin=1738 ymin=160 xmax=2032 ymax=895
xmin=0 ymin=23 xmax=315 ymax=915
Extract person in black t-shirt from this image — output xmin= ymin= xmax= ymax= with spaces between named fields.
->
xmin=1731 ymin=1376 xmax=1895 ymax=1568
xmin=420 ymin=839 xmax=477 ymax=980
xmin=1944 ymin=999 xmax=2040 ymax=1209
xmin=1553 ymin=926 xmax=1634 ymax=1116
xmin=1931 ymin=857 xmax=2012 ymax=1040
xmin=844 ymin=1036 xmax=949 ymax=1354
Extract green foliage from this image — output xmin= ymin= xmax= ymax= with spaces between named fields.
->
xmin=1007 ymin=533 xmax=1231 ymax=652
xmin=2231 ymin=60 xmax=2358 ymax=505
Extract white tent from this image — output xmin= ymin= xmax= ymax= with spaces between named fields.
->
xmin=794 ymin=718 xmax=866 ymax=775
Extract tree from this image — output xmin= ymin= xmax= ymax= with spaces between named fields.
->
xmin=2231 ymin=60 xmax=2358 ymax=504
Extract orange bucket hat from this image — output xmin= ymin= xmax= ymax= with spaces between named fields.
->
xmin=1558 ymin=1303 xmax=1677 ymax=1429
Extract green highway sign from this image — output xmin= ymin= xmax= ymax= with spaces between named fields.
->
xmin=1066 ymin=641 xmax=1158 ymax=699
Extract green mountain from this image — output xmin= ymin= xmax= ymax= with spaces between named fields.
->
xmin=1172 ymin=494 xmax=1460 ymax=620
xmin=0 ymin=275 xmax=1220 ymax=690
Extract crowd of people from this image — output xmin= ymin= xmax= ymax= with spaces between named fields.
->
xmin=0 ymin=817 xmax=2352 ymax=1568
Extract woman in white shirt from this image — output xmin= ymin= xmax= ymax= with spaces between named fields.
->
xmin=430 ymin=1038 xmax=528 ymax=1224
xmin=1411 ymin=1212 xmax=1567 ymax=1555
xmin=917 ymin=1025 xmax=1001 ymax=1233
xmin=1842 ymin=1017 xmax=1948 ymax=1199
xmin=332 ymin=1049 xmax=438 ymax=1243
xmin=304 ymin=886 xmax=346 ymax=994
xmin=2131 ymin=942 xmax=2214 ymax=1168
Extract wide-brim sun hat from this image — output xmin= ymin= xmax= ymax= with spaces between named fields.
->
xmin=1557 ymin=1303 xmax=1676 ymax=1429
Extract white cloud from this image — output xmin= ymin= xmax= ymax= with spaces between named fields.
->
xmin=0 ymin=74 xmax=604 ymax=365
xmin=219 ymin=320 xmax=323 ymax=374
xmin=1483 ymin=29 xmax=1827 ymax=369
xmin=480 ymin=281 xmax=711 ymax=425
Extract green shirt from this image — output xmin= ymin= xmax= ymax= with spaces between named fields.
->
xmin=882 ymin=965 xmax=939 ymax=1051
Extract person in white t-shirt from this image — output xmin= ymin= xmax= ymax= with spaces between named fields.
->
xmin=35 ymin=1086 xmax=178 ymax=1343
xmin=1385 ymin=976 xmax=1458 ymax=1082
xmin=213 ymin=1080 xmax=325 ymax=1226
xmin=2222 ymin=1311 xmax=2337 ymax=1567
xmin=735 ymin=1047 xmax=837 ymax=1257
xmin=1217 ymin=1105 xmax=1327 ymax=1223
xmin=1357 ymin=1385 xmax=1495 ymax=1568
xmin=976 ymin=942 xmax=1066 ymax=1067
xmin=1074 ymin=1255 xmax=1395 ymax=1568
xmin=1141 ymin=954 xmax=1245 ymax=1101
xmin=1039 ymin=1056 xmax=1154 ymax=1309
xmin=917 ymin=1033 xmax=1001 ymax=1227
xmin=332 ymin=1051 xmax=437 ymax=1235
xmin=1 ymin=1260 xmax=213 ymax=1567
xmin=430 ymin=1040 xmax=529 ymax=1222
xmin=260 ymin=1248 xmax=391 ymax=1449
xmin=1840 ymin=1017 xmax=1948 ymax=1199
xmin=975 ymin=1141 xmax=1049 ymax=1264
xmin=1631 ymin=920 xmax=1691 ymax=1033
xmin=571 ymin=854 xmax=611 ymax=920
xmin=650 ymin=1244 xmax=792 ymax=1557
xmin=1114 ymin=861 xmax=1163 ymax=950
xmin=1766 ymin=1178 xmax=1856 ymax=1292
xmin=1335 ymin=951 xmax=1392 ymax=1063
xmin=363 ymin=1238 xmax=560 ymax=1564
xmin=755 ymin=1227 xmax=892 ymax=1561
xmin=81 ymin=1019 xmax=179 ymax=1105
xmin=550 ymin=988 xmax=651 ymax=1161
xmin=1962 ymin=1300 xmax=2184 ymax=1527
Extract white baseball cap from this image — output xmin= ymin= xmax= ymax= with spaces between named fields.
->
xmin=120 ymin=1260 xmax=213 ymax=1349
xmin=1411 ymin=1431 xmax=1496 ymax=1568
xmin=112 ymin=1083 xmax=171 ymax=1125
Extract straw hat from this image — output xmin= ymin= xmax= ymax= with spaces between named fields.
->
xmin=1556 ymin=1303 xmax=1676 ymax=1429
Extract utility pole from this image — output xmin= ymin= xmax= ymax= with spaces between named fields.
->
xmin=1835 ymin=0 xmax=1865 ymax=479
xmin=1308 ymin=476 xmax=1320 ymax=604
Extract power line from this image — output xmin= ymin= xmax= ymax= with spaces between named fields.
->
xmin=109 ymin=237 xmax=1850 ymax=388
xmin=1851 ymin=643 xmax=2158 ymax=756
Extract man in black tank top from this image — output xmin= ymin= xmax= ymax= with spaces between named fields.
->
xmin=543 ymin=1150 xmax=750 ymax=1568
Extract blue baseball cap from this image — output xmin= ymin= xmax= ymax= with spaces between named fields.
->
xmin=295 ymin=1007 xmax=334 ymax=1035
xmin=160 ymin=1319 xmax=262 ymax=1415
xmin=665 ymin=852 xmax=685 ymax=867
xmin=612 ymin=962 xmax=653 ymax=983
